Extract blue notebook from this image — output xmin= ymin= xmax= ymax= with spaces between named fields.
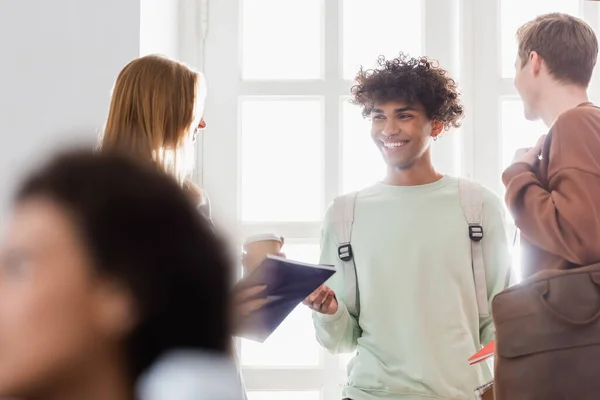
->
xmin=234 ymin=255 xmax=336 ymax=342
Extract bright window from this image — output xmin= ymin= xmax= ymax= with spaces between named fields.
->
xmin=241 ymin=0 xmax=323 ymax=80
xmin=500 ymin=99 xmax=548 ymax=170
xmin=499 ymin=100 xmax=549 ymax=282
xmin=341 ymin=98 xmax=385 ymax=193
xmin=240 ymin=98 xmax=324 ymax=222
xmin=341 ymin=0 xmax=423 ymax=79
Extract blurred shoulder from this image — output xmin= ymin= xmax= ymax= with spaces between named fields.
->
xmin=183 ymin=181 xmax=212 ymax=219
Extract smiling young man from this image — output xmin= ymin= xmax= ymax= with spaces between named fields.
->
xmin=304 ymin=54 xmax=511 ymax=400
xmin=503 ymin=13 xmax=600 ymax=279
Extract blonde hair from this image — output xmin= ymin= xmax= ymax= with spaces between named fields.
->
xmin=517 ymin=13 xmax=598 ymax=86
xmin=100 ymin=55 xmax=206 ymax=183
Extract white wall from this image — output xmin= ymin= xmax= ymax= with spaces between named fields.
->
xmin=140 ymin=0 xmax=180 ymax=58
xmin=0 ymin=0 xmax=141 ymax=214
xmin=177 ymin=0 xmax=206 ymax=70
xmin=140 ymin=0 xmax=206 ymax=69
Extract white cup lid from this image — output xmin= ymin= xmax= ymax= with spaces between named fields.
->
xmin=243 ymin=234 xmax=282 ymax=247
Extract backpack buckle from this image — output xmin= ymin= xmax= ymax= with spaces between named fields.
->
xmin=469 ymin=224 xmax=484 ymax=242
xmin=338 ymin=243 xmax=353 ymax=262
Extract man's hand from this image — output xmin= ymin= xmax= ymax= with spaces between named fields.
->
xmin=511 ymin=134 xmax=547 ymax=167
xmin=303 ymin=285 xmax=338 ymax=315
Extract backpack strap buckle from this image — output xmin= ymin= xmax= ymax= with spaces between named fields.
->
xmin=338 ymin=243 xmax=353 ymax=262
xmin=469 ymin=224 xmax=484 ymax=242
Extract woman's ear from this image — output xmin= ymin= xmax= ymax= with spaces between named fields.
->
xmin=94 ymin=279 xmax=138 ymax=339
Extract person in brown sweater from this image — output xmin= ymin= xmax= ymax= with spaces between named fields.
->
xmin=503 ymin=13 xmax=600 ymax=279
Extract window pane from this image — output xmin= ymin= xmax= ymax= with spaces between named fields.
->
xmin=342 ymin=99 xmax=385 ymax=193
xmin=242 ymin=0 xmax=323 ymax=80
xmin=342 ymin=0 xmax=423 ymax=79
xmin=247 ymin=391 xmax=320 ymax=400
xmin=500 ymin=0 xmax=580 ymax=77
xmin=241 ymin=99 xmax=323 ymax=222
xmin=283 ymin=241 xmax=321 ymax=264
xmin=241 ymin=242 xmax=321 ymax=367
xmin=501 ymin=100 xmax=547 ymax=284
xmin=500 ymin=99 xmax=548 ymax=170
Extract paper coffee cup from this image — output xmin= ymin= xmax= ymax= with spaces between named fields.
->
xmin=242 ymin=234 xmax=283 ymax=272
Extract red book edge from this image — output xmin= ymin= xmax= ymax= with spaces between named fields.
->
xmin=468 ymin=340 xmax=495 ymax=365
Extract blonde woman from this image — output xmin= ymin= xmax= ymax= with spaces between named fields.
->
xmin=100 ymin=55 xmax=263 ymax=398
xmin=101 ymin=54 xmax=209 ymax=215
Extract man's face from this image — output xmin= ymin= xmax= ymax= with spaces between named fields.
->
xmin=514 ymin=53 xmax=542 ymax=121
xmin=370 ymin=101 xmax=440 ymax=170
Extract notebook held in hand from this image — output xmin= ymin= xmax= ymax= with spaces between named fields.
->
xmin=234 ymin=255 xmax=336 ymax=342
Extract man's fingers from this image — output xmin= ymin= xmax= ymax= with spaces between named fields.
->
xmin=303 ymin=288 xmax=335 ymax=314
xmin=305 ymin=285 xmax=324 ymax=303
xmin=311 ymin=292 xmax=334 ymax=314
xmin=321 ymin=291 xmax=335 ymax=313
xmin=311 ymin=286 xmax=329 ymax=305
xmin=303 ymin=285 xmax=335 ymax=313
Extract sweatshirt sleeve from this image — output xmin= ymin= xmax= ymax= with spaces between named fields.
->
xmin=502 ymin=111 xmax=600 ymax=266
xmin=478 ymin=190 xmax=512 ymax=345
xmin=312 ymin=206 xmax=362 ymax=354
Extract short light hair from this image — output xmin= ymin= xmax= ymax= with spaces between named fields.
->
xmin=517 ymin=13 xmax=598 ymax=86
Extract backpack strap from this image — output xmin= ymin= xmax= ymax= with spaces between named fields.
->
xmin=505 ymin=227 xmax=519 ymax=288
xmin=458 ymin=178 xmax=489 ymax=319
xmin=332 ymin=192 xmax=360 ymax=317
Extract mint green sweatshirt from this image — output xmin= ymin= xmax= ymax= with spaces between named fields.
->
xmin=313 ymin=176 xmax=511 ymax=400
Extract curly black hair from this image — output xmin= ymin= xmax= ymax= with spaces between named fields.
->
xmin=350 ymin=53 xmax=464 ymax=130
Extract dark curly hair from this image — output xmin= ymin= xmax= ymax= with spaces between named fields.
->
xmin=350 ymin=53 xmax=464 ymax=130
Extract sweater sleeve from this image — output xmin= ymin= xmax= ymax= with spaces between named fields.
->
xmin=502 ymin=110 xmax=600 ymax=266
xmin=312 ymin=206 xmax=362 ymax=354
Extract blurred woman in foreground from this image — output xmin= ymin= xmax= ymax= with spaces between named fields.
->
xmin=0 ymin=150 xmax=242 ymax=400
